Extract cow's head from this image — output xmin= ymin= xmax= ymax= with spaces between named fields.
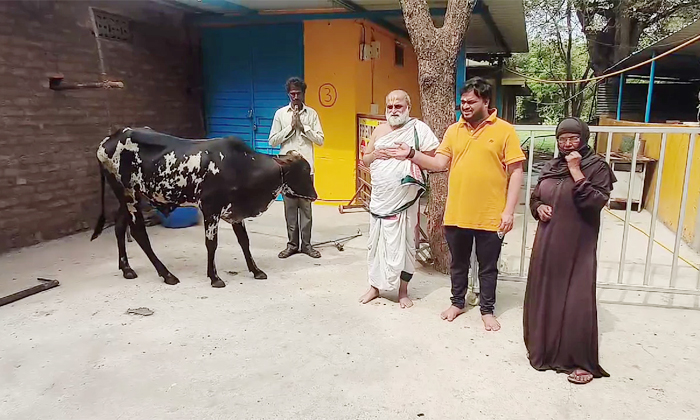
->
xmin=275 ymin=151 xmax=318 ymax=201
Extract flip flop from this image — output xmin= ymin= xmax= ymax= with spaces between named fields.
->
xmin=567 ymin=370 xmax=593 ymax=385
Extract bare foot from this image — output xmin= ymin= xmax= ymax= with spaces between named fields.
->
xmin=398 ymin=295 xmax=413 ymax=309
xmin=481 ymin=314 xmax=501 ymax=331
xmin=398 ymin=280 xmax=413 ymax=308
xmin=359 ymin=287 xmax=380 ymax=304
xmin=440 ymin=305 xmax=465 ymax=322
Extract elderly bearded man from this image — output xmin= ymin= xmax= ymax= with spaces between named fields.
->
xmin=359 ymin=90 xmax=440 ymax=308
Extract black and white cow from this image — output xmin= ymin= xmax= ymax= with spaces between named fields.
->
xmin=91 ymin=127 xmax=317 ymax=288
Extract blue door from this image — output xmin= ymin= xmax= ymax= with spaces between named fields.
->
xmin=201 ymin=23 xmax=304 ymax=155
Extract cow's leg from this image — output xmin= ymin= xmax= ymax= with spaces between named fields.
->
xmin=232 ymin=221 xmax=267 ymax=280
xmin=115 ymin=206 xmax=137 ymax=279
xmin=203 ymin=214 xmax=225 ymax=288
xmin=126 ymin=204 xmax=180 ymax=285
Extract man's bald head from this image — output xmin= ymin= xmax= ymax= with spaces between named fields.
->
xmin=385 ymin=90 xmax=411 ymax=127
xmin=386 ymin=90 xmax=411 ymax=108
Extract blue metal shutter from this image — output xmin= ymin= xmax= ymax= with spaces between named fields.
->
xmin=201 ymin=23 xmax=304 ymax=156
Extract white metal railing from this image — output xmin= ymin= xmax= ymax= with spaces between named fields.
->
xmin=491 ymin=124 xmax=700 ymax=298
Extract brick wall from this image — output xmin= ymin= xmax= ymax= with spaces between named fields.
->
xmin=0 ymin=1 xmax=204 ymax=253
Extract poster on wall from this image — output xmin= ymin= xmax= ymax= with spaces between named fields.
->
xmin=357 ymin=115 xmax=385 ymax=164
xmin=339 ymin=114 xmax=386 ymax=213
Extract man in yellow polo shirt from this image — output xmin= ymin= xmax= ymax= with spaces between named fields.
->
xmin=389 ymin=77 xmax=525 ymax=331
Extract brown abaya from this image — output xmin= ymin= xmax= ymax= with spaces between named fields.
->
xmin=523 ymin=151 xmax=614 ymax=379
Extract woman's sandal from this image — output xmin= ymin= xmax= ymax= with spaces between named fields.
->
xmin=567 ymin=369 xmax=593 ymax=384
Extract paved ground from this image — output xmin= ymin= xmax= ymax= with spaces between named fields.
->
xmin=1 ymin=203 xmax=699 ymax=420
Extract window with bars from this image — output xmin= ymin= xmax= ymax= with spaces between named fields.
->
xmin=92 ymin=9 xmax=131 ymax=42
xmin=394 ymin=42 xmax=404 ymax=68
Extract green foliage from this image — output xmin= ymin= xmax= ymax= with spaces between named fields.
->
xmin=512 ymin=0 xmax=699 ymax=123
xmin=512 ymin=0 xmax=595 ymax=123
xmin=511 ymin=40 xmax=594 ymax=124
xmin=574 ymin=0 xmax=700 ymax=74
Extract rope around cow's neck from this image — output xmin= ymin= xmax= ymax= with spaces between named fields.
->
xmin=275 ymin=160 xmax=316 ymax=201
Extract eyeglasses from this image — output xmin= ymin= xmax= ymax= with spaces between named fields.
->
xmin=557 ymin=135 xmax=580 ymax=144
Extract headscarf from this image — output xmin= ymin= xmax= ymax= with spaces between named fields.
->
xmin=538 ymin=117 xmax=600 ymax=181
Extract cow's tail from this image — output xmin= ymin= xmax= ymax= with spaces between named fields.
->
xmin=91 ymin=168 xmax=106 ymax=241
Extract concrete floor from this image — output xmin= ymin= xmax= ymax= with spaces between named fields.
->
xmin=1 ymin=203 xmax=700 ymax=420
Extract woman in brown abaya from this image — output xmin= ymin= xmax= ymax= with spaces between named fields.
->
xmin=523 ymin=117 xmax=615 ymax=385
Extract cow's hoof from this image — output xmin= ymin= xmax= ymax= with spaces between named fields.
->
xmin=253 ymin=271 xmax=267 ymax=280
xmin=122 ymin=269 xmax=138 ymax=279
xmin=211 ymin=278 xmax=226 ymax=288
xmin=163 ymin=274 xmax=180 ymax=285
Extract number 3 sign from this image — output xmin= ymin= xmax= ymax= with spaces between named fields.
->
xmin=318 ymin=83 xmax=337 ymax=108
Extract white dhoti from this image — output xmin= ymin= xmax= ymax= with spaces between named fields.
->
xmin=367 ymin=119 xmax=439 ymax=291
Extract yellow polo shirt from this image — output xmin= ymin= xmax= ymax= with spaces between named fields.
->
xmin=436 ymin=110 xmax=525 ymax=231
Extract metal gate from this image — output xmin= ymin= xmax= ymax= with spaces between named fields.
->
xmin=500 ymin=124 xmax=700 ymax=307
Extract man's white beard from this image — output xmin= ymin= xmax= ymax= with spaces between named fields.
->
xmin=386 ymin=110 xmax=410 ymax=127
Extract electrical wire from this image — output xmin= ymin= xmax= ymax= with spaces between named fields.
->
xmin=577 ymin=30 xmax=700 ymax=49
xmin=603 ymin=208 xmax=699 ymax=271
xmin=525 ymin=79 xmax=598 ymax=106
xmin=506 ymin=31 xmax=700 ymax=85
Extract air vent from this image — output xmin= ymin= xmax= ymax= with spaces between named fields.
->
xmin=92 ymin=9 xmax=131 ymax=42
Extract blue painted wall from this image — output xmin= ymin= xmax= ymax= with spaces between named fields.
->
xmin=201 ymin=23 xmax=304 ymax=155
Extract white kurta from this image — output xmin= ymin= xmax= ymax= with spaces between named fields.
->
xmin=367 ymin=119 xmax=440 ymax=291
xmin=268 ymin=104 xmax=324 ymax=174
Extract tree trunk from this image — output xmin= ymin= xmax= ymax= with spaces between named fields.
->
xmin=400 ymin=0 xmax=474 ymax=273
xmin=565 ymin=0 xmax=573 ymax=117
xmin=576 ymin=2 xmax=650 ymax=76
xmin=420 ymin=65 xmax=455 ymax=274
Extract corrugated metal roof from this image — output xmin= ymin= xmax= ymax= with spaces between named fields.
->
xmin=172 ymin=0 xmax=528 ymax=54
xmin=607 ymin=19 xmax=700 ymax=81
xmin=473 ymin=0 xmax=528 ymax=53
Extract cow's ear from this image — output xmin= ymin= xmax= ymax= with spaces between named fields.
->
xmin=288 ymin=150 xmax=301 ymax=157
xmin=273 ymin=156 xmax=286 ymax=165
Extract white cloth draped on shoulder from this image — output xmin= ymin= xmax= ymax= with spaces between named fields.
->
xmin=367 ymin=118 xmax=440 ymax=291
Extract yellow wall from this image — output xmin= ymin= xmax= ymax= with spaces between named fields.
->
xmin=596 ymin=117 xmax=700 ymax=246
xmin=355 ymin=26 xmax=422 ymax=118
xmin=303 ymin=20 xmax=359 ymax=203
xmin=304 ymin=20 xmax=420 ymax=203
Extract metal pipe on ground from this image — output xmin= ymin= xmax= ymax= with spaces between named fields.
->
xmin=0 ymin=278 xmax=60 ymax=307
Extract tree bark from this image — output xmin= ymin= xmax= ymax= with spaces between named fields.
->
xmin=400 ymin=0 xmax=474 ymax=273
xmin=575 ymin=0 xmax=698 ymax=76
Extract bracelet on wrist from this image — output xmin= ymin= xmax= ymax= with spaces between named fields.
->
xmin=407 ymin=148 xmax=416 ymax=159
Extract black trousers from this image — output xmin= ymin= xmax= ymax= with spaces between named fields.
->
xmin=283 ymin=195 xmax=312 ymax=250
xmin=444 ymin=226 xmax=503 ymax=315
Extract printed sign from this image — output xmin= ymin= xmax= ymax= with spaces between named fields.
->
xmin=358 ymin=117 xmax=382 ymax=161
